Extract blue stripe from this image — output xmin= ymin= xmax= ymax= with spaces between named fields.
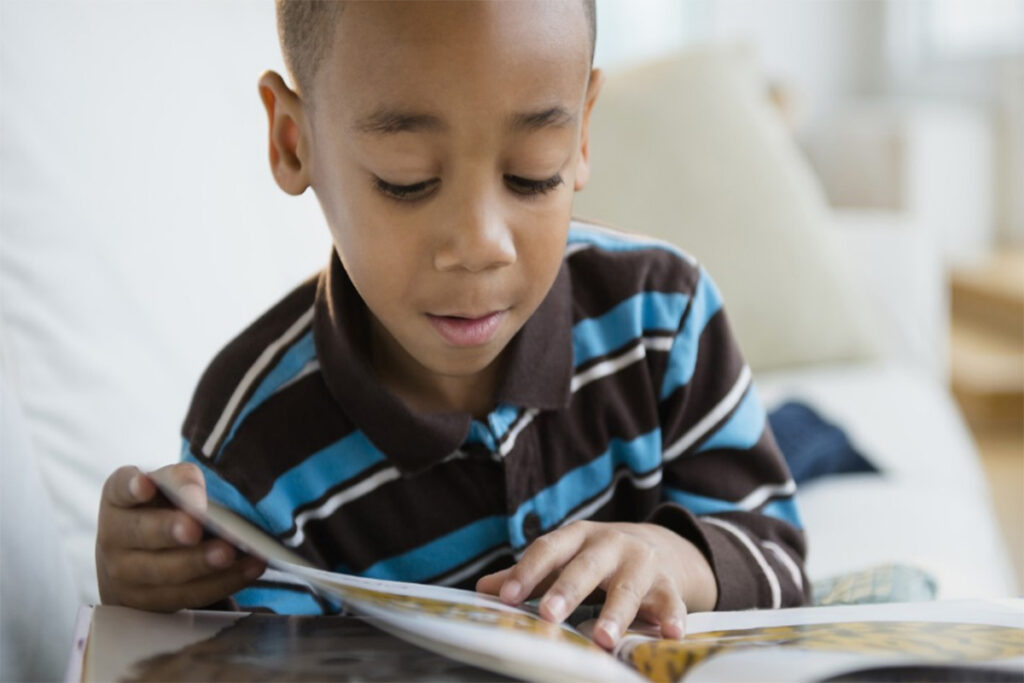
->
xmin=487 ymin=403 xmax=522 ymax=442
xmin=465 ymin=420 xmax=497 ymax=450
xmin=659 ymin=267 xmax=723 ymax=400
xmin=233 ymin=585 xmax=328 ymax=615
xmin=218 ymin=330 xmax=317 ymax=457
xmin=761 ymin=497 xmax=804 ymax=529
xmin=181 ymin=440 xmax=271 ymax=531
xmin=696 ymin=386 xmax=766 ymax=453
xmin=465 ymin=404 xmax=521 ymax=450
xmin=351 ymin=515 xmax=509 ymax=582
xmin=664 ymin=487 xmax=804 ymax=529
xmin=254 ymin=431 xmax=387 ymax=535
xmin=572 ymin=292 xmax=689 ymax=369
xmin=568 ymin=225 xmax=689 ymax=259
xmin=508 ymin=430 xmax=663 ymax=548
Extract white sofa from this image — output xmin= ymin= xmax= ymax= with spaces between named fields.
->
xmin=0 ymin=4 xmax=1016 ymax=682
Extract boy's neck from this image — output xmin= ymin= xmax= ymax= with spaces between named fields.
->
xmin=369 ymin=318 xmax=502 ymax=421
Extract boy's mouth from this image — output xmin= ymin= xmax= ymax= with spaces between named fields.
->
xmin=426 ymin=311 xmax=506 ymax=347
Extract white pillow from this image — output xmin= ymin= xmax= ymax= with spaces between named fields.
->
xmin=0 ymin=364 xmax=79 ymax=682
xmin=0 ymin=1 xmax=330 ymax=611
xmin=575 ymin=46 xmax=879 ymax=371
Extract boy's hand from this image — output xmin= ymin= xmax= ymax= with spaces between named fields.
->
xmin=476 ymin=521 xmax=717 ymax=650
xmin=96 ymin=463 xmax=266 ymax=611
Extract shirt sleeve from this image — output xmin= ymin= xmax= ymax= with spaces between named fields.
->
xmin=179 ymin=439 xmax=338 ymax=615
xmin=648 ymin=264 xmax=811 ymax=610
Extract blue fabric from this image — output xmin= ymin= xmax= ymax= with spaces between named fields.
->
xmin=767 ymin=401 xmax=877 ymax=484
xmin=572 ymin=291 xmax=688 ymax=367
xmin=659 ymin=268 xmax=724 ymax=400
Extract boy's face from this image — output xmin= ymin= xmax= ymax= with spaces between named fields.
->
xmin=264 ymin=1 xmax=600 ymax=407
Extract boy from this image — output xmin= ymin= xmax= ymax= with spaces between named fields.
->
xmin=96 ymin=0 xmax=809 ymax=650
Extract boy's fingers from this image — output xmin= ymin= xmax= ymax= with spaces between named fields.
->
xmin=103 ymin=466 xmax=156 ymax=508
xmin=120 ymin=557 xmax=266 ymax=613
xmin=591 ymin=561 xmax=655 ymax=649
xmin=102 ymin=505 xmax=204 ymax=550
xmin=106 ymin=539 xmax=239 ymax=586
xmin=475 ymin=567 xmax=512 ymax=595
xmin=500 ymin=522 xmax=589 ymax=605
xmin=538 ymin=545 xmax=617 ymax=623
xmin=638 ymin=581 xmax=687 ymax=640
xmin=149 ymin=462 xmax=208 ymax=512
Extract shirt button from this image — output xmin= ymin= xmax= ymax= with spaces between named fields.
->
xmin=522 ymin=512 xmax=542 ymax=544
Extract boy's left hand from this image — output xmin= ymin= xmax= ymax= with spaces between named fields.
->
xmin=476 ymin=521 xmax=717 ymax=650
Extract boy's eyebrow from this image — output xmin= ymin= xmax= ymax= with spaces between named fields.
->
xmin=353 ymin=105 xmax=577 ymax=136
xmin=509 ymin=106 xmax=578 ymax=132
xmin=353 ymin=110 xmax=446 ymax=135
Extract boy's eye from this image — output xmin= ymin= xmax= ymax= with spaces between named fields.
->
xmin=374 ymin=177 xmax=439 ymax=202
xmin=373 ymin=173 xmax=564 ymax=203
xmin=504 ymin=173 xmax=564 ymax=197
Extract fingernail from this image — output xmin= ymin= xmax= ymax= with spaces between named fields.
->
xmin=663 ymin=617 xmax=685 ymax=639
xmin=173 ymin=520 xmax=192 ymax=545
xmin=598 ymin=618 xmax=621 ymax=644
xmin=129 ymin=475 xmax=144 ymax=501
xmin=500 ymin=580 xmax=522 ymax=603
xmin=179 ymin=483 xmax=206 ymax=512
xmin=205 ymin=545 xmax=231 ymax=568
xmin=545 ymin=594 xmax=567 ymax=622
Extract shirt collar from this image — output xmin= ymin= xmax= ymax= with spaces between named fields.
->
xmin=313 ymin=250 xmax=573 ymax=474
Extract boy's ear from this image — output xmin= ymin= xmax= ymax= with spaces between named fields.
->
xmin=573 ymin=68 xmax=605 ymax=192
xmin=258 ymin=70 xmax=311 ymax=196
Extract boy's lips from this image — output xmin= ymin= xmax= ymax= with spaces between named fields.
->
xmin=426 ymin=310 xmax=507 ymax=347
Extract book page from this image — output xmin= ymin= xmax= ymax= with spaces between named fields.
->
xmin=151 ymin=471 xmax=641 ymax=683
xmin=606 ymin=600 xmax=1024 ymax=683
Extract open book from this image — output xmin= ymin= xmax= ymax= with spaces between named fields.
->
xmin=145 ymin=472 xmax=1024 ymax=683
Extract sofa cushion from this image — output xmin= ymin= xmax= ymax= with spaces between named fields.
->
xmin=574 ymin=46 xmax=878 ymax=371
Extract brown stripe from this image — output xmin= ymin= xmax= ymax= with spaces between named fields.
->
xmin=293 ymin=456 xmax=508 ymax=572
xmin=658 ymin=309 xmax=747 ymax=452
xmin=182 ymin=273 xmax=321 ymax=452
xmin=663 ymin=429 xmax=791 ymax=502
xmin=215 ymin=373 xmax=357 ymax=502
xmin=568 ymin=245 xmax=700 ymax=323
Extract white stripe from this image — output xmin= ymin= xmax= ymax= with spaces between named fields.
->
xmin=663 ymin=365 xmax=752 ymax=462
xmin=283 ymin=466 xmax=401 ymax=547
xmin=763 ymin=541 xmax=804 ymax=594
xmin=202 ymin=306 xmax=316 ymax=456
xmin=703 ymin=517 xmax=781 ymax=609
xmin=275 ymin=358 xmax=321 ymax=394
xmin=571 ymin=342 xmax=647 ymax=393
xmin=642 ymin=335 xmax=674 ymax=352
xmin=737 ymin=480 xmax=797 ymax=511
xmin=497 ymin=408 xmax=538 ymax=457
xmin=436 ymin=545 xmax=516 ymax=587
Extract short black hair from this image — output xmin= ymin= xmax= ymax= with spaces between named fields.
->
xmin=276 ymin=0 xmax=597 ymax=98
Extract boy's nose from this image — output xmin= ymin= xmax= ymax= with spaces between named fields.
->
xmin=433 ymin=203 xmax=517 ymax=273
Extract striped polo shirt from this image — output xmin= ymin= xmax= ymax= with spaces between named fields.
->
xmin=180 ymin=219 xmax=810 ymax=614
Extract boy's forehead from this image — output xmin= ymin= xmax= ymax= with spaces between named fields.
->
xmin=313 ymin=1 xmax=591 ymax=122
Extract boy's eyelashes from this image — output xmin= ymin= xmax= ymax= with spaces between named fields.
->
xmin=373 ymin=173 xmax=564 ymax=203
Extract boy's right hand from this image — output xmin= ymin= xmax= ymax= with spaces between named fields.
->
xmin=96 ymin=463 xmax=266 ymax=611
